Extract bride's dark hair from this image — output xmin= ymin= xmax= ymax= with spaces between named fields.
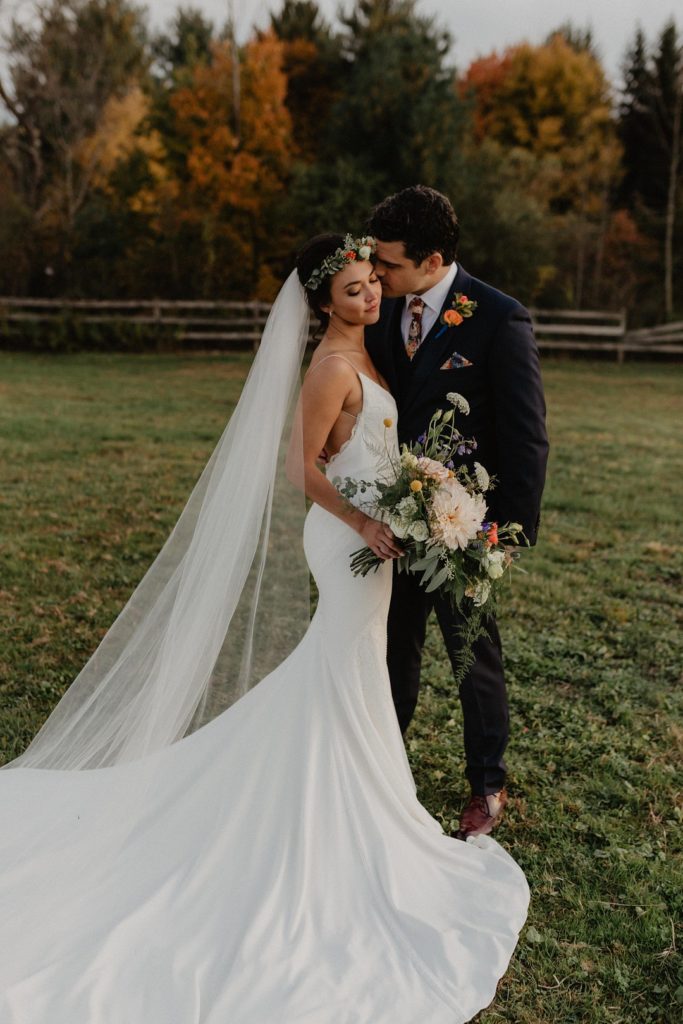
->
xmin=295 ymin=233 xmax=345 ymax=334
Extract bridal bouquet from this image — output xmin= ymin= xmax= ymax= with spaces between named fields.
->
xmin=332 ymin=393 xmax=526 ymax=683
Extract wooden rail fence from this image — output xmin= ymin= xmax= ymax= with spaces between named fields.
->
xmin=1 ymin=298 xmax=682 ymax=359
xmin=0 ymin=297 xmax=272 ymax=349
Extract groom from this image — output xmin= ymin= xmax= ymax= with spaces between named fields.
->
xmin=365 ymin=185 xmax=549 ymax=839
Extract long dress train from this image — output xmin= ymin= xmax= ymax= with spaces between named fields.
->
xmin=0 ymin=369 xmax=529 ymax=1023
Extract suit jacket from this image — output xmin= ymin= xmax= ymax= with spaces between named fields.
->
xmin=365 ymin=264 xmax=549 ymax=546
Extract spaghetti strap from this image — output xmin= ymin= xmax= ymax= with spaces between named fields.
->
xmin=306 ymin=353 xmax=390 ymax=398
xmin=306 ymin=353 xmax=363 ymax=378
xmin=306 ymin=354 xmax=363 ymax=431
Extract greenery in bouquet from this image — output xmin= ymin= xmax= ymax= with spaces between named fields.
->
xmin=332 ymin=393 xmax=527 ymax=683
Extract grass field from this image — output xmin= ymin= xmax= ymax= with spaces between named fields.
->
xmin=0 ymin=352 xmax=681 ymax=1022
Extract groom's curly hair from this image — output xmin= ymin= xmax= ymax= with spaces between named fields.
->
xmin=367 ymin=185 xmax=460 ymax=266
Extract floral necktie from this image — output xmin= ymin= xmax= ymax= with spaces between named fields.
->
xmin=405 ymin=296 xmax=425 ymax=360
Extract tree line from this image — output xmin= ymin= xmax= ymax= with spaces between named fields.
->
xmin=0 ymin=0 xmax=681 ymax=326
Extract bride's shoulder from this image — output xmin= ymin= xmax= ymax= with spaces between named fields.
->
xmin=305 ymin=352 xmax=360 ymax=385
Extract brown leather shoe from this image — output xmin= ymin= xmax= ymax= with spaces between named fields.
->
xmin=456 ymin=788 xmax=508 ymax=840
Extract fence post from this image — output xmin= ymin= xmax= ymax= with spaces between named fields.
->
xmin=617 ymin=308 xmax=626 ymax=365
xmin=252 ymin=301 xmax=260 ymax=352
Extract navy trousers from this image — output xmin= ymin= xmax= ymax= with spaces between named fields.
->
xmin=386 ymin=564 xmax=509 ymax=796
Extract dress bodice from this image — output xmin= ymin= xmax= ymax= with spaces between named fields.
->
xmin=324 ymin=372 xmax=399 ymax=505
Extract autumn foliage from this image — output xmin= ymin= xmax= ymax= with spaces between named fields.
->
xmin=0 ymin=1 xmax=681 ymax=321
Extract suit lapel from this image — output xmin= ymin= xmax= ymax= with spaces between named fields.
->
xmin=403 ymin=266 xmax=474 ymax=414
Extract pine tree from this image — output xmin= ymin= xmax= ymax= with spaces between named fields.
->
xmin=619 ymin=21 xmax=683 ymax=317
xmin=332 ymin=0 xmax=464 ymax=190
xmin=270 ymin=0 xmax=342 ymax=162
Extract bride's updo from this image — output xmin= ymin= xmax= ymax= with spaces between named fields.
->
xmin=295 ymin=233 xmax=345 ymax=333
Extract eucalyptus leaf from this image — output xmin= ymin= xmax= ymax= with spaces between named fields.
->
xmin=411 ymin=553 xmax=439 ymax=572
xmin=420 ymin=563 xmax=438 ymax=586
xmin=425 ymin=564 xmax=450 ymax=593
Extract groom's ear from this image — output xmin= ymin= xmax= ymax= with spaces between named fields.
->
xmin=424 ymin=252 xmax=444 ymax=274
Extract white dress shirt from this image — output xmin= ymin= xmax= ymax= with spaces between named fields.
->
xmin=400 ymin=262 xmax=458 ymax=345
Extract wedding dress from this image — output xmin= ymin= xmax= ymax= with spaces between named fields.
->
xmin=0 ymin=354 xmax=528 ymax=1022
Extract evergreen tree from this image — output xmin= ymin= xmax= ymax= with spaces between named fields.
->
xmin=619 ymin=21 xmax=683 ymax=317
xmin=270 ymin=0 xmax=330 ymax=46
xmin=270 ymin=0 xmax=342 ymax=163
xmin=331 ymin=0 xmax=464 ymax=191
xmin=152 ymin=6 xmax=214 ymax=85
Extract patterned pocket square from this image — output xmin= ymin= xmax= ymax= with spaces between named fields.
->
xmin=440 ymin=351 xmax=473 ymax=370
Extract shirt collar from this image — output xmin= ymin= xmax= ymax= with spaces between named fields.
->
xmin=406 ymin=262 xmax=458 ymax=315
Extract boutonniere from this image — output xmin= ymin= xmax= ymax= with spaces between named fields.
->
xmin=435 ymin=293 xmax=478 ymax=339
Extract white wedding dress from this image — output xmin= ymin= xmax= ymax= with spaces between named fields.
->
xmin=0 ymin=367 xmax=529 ymax=1023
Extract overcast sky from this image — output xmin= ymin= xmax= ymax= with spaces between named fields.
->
xmin=1 ymin=0 xmax=679 ymax=85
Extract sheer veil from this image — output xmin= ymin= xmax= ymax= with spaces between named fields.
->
xmin=4 ymin=271 xmax=312 ymax=771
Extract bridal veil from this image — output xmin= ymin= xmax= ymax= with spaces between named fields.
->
xmin=3 ymin=272 xmax=312 ymax=770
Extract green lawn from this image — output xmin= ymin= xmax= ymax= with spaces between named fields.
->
xmin=0 ymin=352 xmax=681 ymax=1023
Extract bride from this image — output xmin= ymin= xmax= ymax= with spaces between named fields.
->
xmin=0 ymin=234 xmax=529 ymax=1023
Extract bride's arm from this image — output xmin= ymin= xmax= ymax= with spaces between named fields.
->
xmin=285 ymin=362 xmax=402 ymax=560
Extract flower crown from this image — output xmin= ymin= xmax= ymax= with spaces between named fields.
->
xmin=304 ymin=234 xmax=377 ymax=290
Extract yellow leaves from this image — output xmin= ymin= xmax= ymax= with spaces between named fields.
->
xmin=76 ymin=86 xmax=166 ymax=193
xmin=535 ymin=116 xmax=565 ymax=153
xmin=461 ymin=35 xmax=621 ymax=212
xmin=73 ymin=85 xmax=170 ymax=220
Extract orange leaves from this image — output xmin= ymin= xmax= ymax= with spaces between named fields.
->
xmin=171 ymin=32 xmax=292 ymax=219
xmin=162 ymin=31 xmax=293 ymax=296
xmin=459 ymin=52 xmax=513 ymax=143
xmin=171 ymin=41 xmax=236 ymax=144
xmin=241 ymin=32 xmax=291 ymax=161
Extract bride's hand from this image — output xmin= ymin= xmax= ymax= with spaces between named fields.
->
xmin=358 ymin=517 xmax=404 ymax=560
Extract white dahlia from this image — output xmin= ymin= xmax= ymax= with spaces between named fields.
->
xmin=429 ymin=478 xmax=486 ymax=551
xmin=416 ymin=456 xmax=451 ymax=483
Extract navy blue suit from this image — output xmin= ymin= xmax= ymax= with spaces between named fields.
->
xmin=365 ymin=264 xmax=549 ymax=794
